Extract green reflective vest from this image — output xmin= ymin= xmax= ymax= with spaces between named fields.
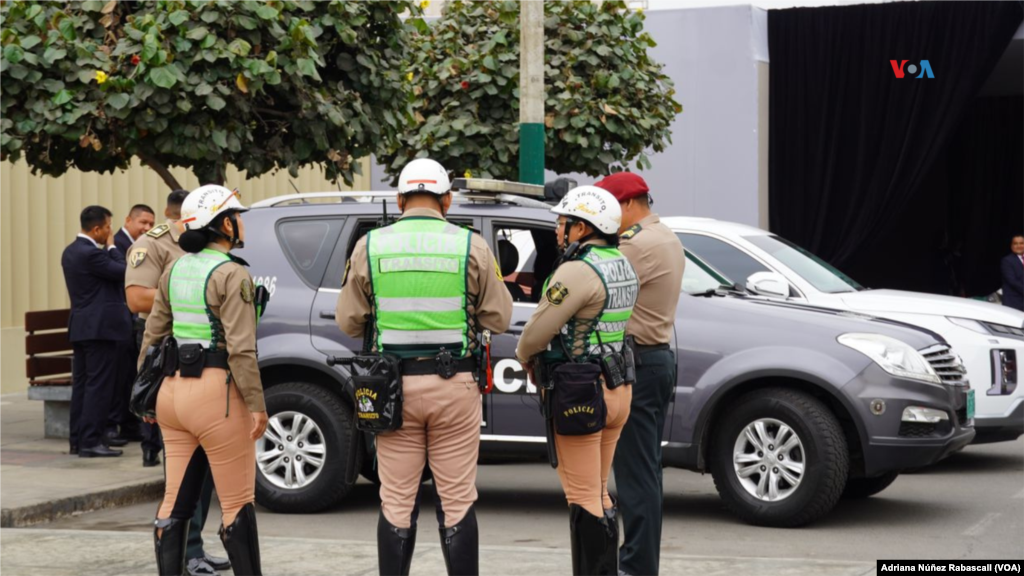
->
xmin=367 ymin=217 xmax=473 ymax=359
xmin=544 ymin=245 xmax=639 ymax=362
xmin=168 ymin=249 xmax=231 ymax=349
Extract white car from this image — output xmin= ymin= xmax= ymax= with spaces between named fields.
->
xmin=665 ymin=217 xmax=1024 ymax=444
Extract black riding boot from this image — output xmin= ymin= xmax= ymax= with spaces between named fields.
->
xmin=154 ymin=517 xmax=189 ymax=576
xmin=378 ymin=510 xmax=417 ymax=576
xmin=569 ymin=504 xmax=618 ymax=576
xmin=218 ymin=503 xmax=262 ymax=576
xmin=439 ymin=506 xmax=479 ymax=576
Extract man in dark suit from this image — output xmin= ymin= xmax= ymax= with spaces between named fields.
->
xmin=61 ymin=206 xmax=133 ymax=458
xmin=1001 ymin=234 xmax=1024 ymax=312
xmin=108 ymin=204 xmax=156 ymax=447
xmin=113 ymin=204 xmax=155 ymax=256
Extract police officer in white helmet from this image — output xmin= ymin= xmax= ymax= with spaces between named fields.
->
xmin=335 ymin=159 xmax=512 ymax=576
xmin=516 ymin=186 xmax=639 ymax=575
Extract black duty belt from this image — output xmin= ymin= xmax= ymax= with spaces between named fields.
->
xmin=401 ymin=357 xmax=477 ymax=376
xmin=635 ymin=343 xmax=671 ymax=354
xmin=205 ymin=351 xmax=230 ymax=370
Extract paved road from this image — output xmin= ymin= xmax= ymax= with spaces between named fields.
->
xmin=28 ymin=437 xmax=1024 ymax=568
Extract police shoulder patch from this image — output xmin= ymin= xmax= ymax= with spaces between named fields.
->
xmin=620 ymin=223 xmax=643 ymax=240
xmin=545 ymin=281 xmax=569 ymax=306
xmin=241 ymin=278 xmax=254 ymax=303
xmin=147 ymin=224 xmax=170 ymax=238
xmin=128 ymin=248 xmax=148 ymax=268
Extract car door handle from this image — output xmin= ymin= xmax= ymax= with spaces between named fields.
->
xmin=319 ymin=310 xmax=336 ymax=319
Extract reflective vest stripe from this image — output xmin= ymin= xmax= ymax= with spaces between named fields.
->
xmin=377 ymin=297 xmax=464 ymax=313
xmin=379 ymin=329 xmax=466 ymax=345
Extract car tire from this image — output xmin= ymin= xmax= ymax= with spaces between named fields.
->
xmin=255 ymin=382 xmax=360 ymax=513
xmin=842 ymin=472 xmax=898 ymax=499
xmin=710 ymin=388 xmax=849 ymax=527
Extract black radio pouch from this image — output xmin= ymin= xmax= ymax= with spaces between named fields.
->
xmin=177 ymin=344 xmax=206 ymax=378
xmin=551 ymin=362 xmax=606 ymax=436
xmin=350 ymin=353 xmax=403 ymax=433
xmin=594 ymin=332 xmax=626 ymax=389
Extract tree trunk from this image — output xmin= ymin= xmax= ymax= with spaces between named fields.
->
xmin=138 ymin=152 xmax=183 ymax=191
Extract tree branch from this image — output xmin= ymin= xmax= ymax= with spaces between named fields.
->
xmin=138 ymin=151 xmax=183 ymax=191
xmin=254 ymin=107 xmax=298 ymax=119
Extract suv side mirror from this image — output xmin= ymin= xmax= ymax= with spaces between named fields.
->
xmin=746 ymin=272 xmax=790 ymax=299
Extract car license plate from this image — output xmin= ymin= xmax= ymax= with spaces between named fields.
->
xmin=966 ymin=389 xmax=975 ymax=421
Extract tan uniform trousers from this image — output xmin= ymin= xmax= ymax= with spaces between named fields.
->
xmin=156 ymin=368 xmax=256 ymax=527
xmin=377 ymin=372 xmax=481 ymax=529
xmin=555 ymin=384 xmax=632 ymax=517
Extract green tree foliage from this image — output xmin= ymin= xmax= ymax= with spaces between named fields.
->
xmin=1 ymin=0 xmax=422 ymax=189
xmin=380 ymin=0 xmax=681 ymax=182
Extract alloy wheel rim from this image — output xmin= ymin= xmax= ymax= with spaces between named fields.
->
xmin=732 ymin=418 xmax=805 ymax=502
xmin=256 ymin=411 xmax=327 ymax=489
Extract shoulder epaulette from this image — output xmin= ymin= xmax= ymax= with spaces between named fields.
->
xmin=620 ymin=223 xmax=643 ymax=240
xmin=146 ymin=224 xmax=170 ymax=238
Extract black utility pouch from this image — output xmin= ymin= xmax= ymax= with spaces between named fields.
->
xmin=349 ymin=353 xmax=403 ymax=434
xmin=177 ymin=344 xmax=206 ymax=378
xmin=552 ymin=362 xmax=606 ymax=436
xmin=130 ymin=337 xmax=176 ymax=420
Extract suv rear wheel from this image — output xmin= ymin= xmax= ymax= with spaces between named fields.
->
xmin=710 ymin=388 xmax=849 ymax=527
xmin=255 ymin=382 xmax=359 ymax=513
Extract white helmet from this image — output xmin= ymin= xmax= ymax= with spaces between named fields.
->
xmin=550 ymin=185 xmax=622 ymax=235
xmin=397 ymin=158 xmax=451 ymax=195
xmin=181 ymin=185 xmax=248 ymax=231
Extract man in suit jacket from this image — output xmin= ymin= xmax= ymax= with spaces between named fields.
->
xmin=61 ymin=206 xmax=133 ymax=457
xmin=108 ymin=204 xmax=155 ymax=447
xmin=1001 ymin=235 xmax=1024 ymax=312
xmin=113 ymin=204 xmax=156 ymax=257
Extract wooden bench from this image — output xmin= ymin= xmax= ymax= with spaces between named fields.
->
xmin=25 ymin=309 xmax=73 ymax=439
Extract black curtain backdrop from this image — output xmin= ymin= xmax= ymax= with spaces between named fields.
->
xmin=768 ymin=1 xmax=1023 ymax=294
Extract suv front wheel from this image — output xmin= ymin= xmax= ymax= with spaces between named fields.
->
xmin=255 ymin=382 xmax=359 ymax=513
xmin=710 ymin=388 xmax=849 ymax=527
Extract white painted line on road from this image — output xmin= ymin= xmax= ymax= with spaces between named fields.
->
xmin=962 ymin=512 xmax=1001 ymax=537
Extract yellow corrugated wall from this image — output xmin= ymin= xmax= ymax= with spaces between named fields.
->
xmin=0 ymin=158 xmax=371 ymax=392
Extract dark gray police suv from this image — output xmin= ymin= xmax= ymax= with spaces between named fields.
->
xmin=236 ymin=182 xmax=974 ymax=527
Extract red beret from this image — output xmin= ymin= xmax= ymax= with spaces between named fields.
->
xmin=594 ymin=172 xmax=650 ymax=202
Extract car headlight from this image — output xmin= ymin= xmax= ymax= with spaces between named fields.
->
xmin=838 ymin=333 xmax=941 ymax=384
xmin=947 ymin=317 xmax=990 ymax=335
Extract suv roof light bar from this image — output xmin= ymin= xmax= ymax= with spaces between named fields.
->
xmin=251 ymin=191 xmax=395 ymax=208
xmin=451 ymin=178 xmax=545 ymax=198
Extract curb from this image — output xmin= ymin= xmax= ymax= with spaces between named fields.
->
xmin=0 ymin=479 xmax=164 ymax=528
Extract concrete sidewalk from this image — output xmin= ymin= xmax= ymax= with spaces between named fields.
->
xmin=0 ymin=393 xmax=163 ymax=527
xmin=0 ymin=528 xmax=876 ymax=576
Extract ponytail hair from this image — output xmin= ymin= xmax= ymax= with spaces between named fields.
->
xmin=179 ymin=229 xmax=211 ymax=253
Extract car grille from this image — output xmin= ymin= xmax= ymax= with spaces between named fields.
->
xmin=920 ymin=344 xmax=970 ymax=387
xmin=899 ymin=422 xmax=937 ymax=438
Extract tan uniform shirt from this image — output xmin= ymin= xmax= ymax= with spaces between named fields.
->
xmin=618 ymin=214 xmax=685 ymax=346
xmin=516 ymin=240 xmax=609 ymax=363
xmin=335 ymin=207 xmax=513 ymax=347
xmin=125 ymin=221 xmax=186 ymax=317
xmin=140 ymin=244 xmax=265 ymax=413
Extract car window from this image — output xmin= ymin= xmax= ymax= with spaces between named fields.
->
xmin=743 ymin=235 xmax=863 ymax=293
xmin=492 ymin=224 xmax=559 ymax=303
xmin=677 ymin=233 xmax=769 ymax=286
xmin=276 ymin=218 xmax=345 ymax=288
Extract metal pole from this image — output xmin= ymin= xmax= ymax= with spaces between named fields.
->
xmin=519 ymin=0 xmax=545 ymax=185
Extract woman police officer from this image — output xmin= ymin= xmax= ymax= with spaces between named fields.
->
xmin=140 ymin=185 xmax=268 ymax=575
xmin=516 ymin=186 xmax=639 ymax=575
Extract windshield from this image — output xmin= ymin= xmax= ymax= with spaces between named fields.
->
xmin=744 ymin=235 xmax=863 ymax=293
xmin=681 ymin=251 xmax=732 ymax=295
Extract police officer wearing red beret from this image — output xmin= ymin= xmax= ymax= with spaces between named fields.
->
xmin=596 ymin=173 xmax=685 ymax=576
